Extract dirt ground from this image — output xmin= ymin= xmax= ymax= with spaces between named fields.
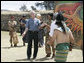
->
xmin=1 ymin=31 xmax=83 ymax=62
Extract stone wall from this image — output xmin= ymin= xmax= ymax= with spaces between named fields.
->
xmin=1 ymin=11 xmax=53 ymax=32
xmin=1 ymin=11 xmax=82 ymax=49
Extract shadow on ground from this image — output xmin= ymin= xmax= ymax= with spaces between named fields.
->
xmin=15 ymin=57 xmax=53 ymax=62
xmin=16 ymin=58 xmax=34 ymax=62
xmin=35 ymin=56 xmax=52 ymax=61
xmin=1 ymin=45 xmax=25 ymax=49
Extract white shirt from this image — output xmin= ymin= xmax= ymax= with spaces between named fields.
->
xmin=49 ymin=20 xmax=68 ymax=37
xmin=49 ymin=20 xmax=59 ymax=37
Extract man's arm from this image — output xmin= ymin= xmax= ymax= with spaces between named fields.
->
xmin=39 ymin=23 xmax=50 ymax=29
xmin=22 ymin=28 xmax=28 ymax=37
xmin=8 ymin=21 xmax=11 ymax=26
xmin=47 ymin=30 xmax=57 ymax=46
xmin=22 ymin=19 xmax=29 ymax=37
xmin=69 ymin=30 xmax=74 ymax=44
xmin=39 ymin=23 xmax=46 ymax=29
xmin=69 ymin=30 xmax=74 ymax=51
xmin=13 ymin=21 xmax=17 ymax=27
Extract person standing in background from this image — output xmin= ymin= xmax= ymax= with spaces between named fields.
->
xmin=8 ymin=16 xmax=19 ymax=47
xmin=45 ymin=13 xmax=55 ymax=58
xmin=19 ymin=18 xmax=23 ymax=36
xmin=36 ymin=14 xmax=45 ymax=47
xmin=20 ymin=15 xmax=27 ymax=46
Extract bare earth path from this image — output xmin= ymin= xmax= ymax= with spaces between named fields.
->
xmin=1 ymin=31 xmax=83 ymax=62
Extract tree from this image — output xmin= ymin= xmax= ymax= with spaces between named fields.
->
xmin=35 ymin=2 xmax=44 ymax=9
xmin=31 ymin=6 xmax=37 ymax=10
xmin=19 ymin=4 xmax=28 ymax=11
xmin=35 ymin=1 xmax=55 ymax=10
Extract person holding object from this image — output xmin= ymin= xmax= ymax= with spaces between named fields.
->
xmin=47 ymin=12 xmax=74 ymax=62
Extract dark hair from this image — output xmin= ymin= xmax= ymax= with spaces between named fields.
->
xmin=22 ymin=15 xmax=26 ymax=17
xmin=56 ymin=12 xmax=64 ymax=22
xmin=11 ymin=16 xmax=14 ymax=19
xmin=55 ymin=13 xmax=66 ymax=33
xmin=48 ymin=13 xmax=53 ymax=20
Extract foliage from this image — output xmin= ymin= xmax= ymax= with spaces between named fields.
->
xmin=31 ymin=6 xmax=37 ymax=10
xmin=35 ymin=1 xmax=55 ymax=10
xmin=19 ymin=4 xmax=28 ymax=11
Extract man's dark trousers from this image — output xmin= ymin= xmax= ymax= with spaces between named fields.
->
xmin=27 ymin=30 xmax=38 ymax=59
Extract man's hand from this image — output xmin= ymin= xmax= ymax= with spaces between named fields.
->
xmin=22 ymin=28 xmax=28 ymax=37
xmin=39 ymin=23 xmax=47 ymax=29
xmin=22 ymin=32 xmax=26 ymax=38
xmin=44 ymin=23 xmax=47 ymax=26
xmin=47 ymin=41 xmax=53 ymax=46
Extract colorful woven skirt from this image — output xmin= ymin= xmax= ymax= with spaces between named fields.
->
xmin=54 ymin=43 xmax=70 ymax=62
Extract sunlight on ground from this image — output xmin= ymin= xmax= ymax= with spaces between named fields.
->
xmin=1 ymin=31 xmax=83 ymax=62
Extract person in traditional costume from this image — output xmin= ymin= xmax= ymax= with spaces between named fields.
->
xmin=48 ymin=12 xmax=74 ymax=62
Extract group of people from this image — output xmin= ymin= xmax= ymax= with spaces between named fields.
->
xmin=8 ymin=10 xmax=74 ymax=62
